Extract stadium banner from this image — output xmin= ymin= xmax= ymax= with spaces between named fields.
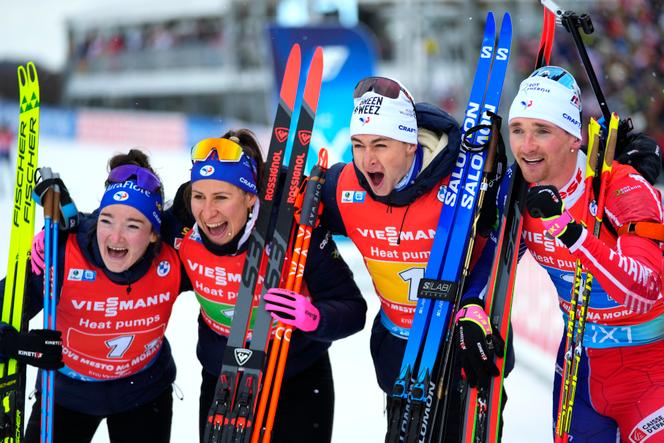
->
xmin=77 ymin=108 xmax=186 ymax=150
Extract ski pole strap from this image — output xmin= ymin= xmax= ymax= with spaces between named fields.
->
xmin=455 ymin=304 xmax=492 ymax=336
xmin=461 ymin=123 xmax=493 ymax=152
xmin=417 ymin=278 xmax=457 ymax=301
xmin=542 ymin=209 xmax=573 ymax=238
xmin=33 ymin=168 xmax=79 ymax=230
xmin=617 ymin=222 xmax=664 ymax=242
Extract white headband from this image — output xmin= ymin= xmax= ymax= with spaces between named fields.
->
xmin=349 ymin=89 xmax=418 ymax=144
xmin=508 ymin=76 xmax=582 ymax=139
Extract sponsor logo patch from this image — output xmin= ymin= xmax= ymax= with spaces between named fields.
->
xmin=157 ymin=260 xmax=171 ymax=277
xmin=199 ymin=165 xmax=214 ymax=176
xmin=341 ymin=190 xmax=354 ymax=203
xmin=68 ymin=269 xmax=96 ymax=282
xmin=113 ymin=191 xmax=129 ymax=202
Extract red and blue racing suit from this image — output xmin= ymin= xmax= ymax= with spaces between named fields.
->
xmin=494 ymin=154 xmax=664 ymax=442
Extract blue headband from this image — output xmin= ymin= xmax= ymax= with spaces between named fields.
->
xmin=99 ymin=180 xmax=163 ymax=231
xmin=190 ymin=155 xmax=258 ymax=195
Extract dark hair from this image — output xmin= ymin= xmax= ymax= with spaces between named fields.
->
xmin=220 ymin=128 xmax=265 ymax=190
xmin=105 ymin=148 xmax=165 ymax=201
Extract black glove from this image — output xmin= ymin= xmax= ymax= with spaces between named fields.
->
xmin=172 ymin=181 xmax=196 ymax=228
xmin=0 ymin=326 xmax=63 ymax=370
xmin=526 ymin=185 xmax=582 ymax=247
xmin=616 ymin=132 xmax=661 ymax=185
xmin=455 ymin=299 xmax=502 ymax=388
xmin=33 ymin=167 xmax=79 ymax=231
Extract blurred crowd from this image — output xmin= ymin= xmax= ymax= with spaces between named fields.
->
xmin=514 ymin=0 xmax=663 ymax=148
xmin=70 ymin=17 xmax=224 ymax=71
xmin=66 ymin=2 xmax=662 ymax=148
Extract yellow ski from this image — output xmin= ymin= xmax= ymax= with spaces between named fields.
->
xmin=0 ymin=62 xmax=40 ymax=442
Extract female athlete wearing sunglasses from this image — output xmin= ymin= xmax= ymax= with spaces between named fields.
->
xmin=0 ymin=149 xmax=187 ymax=443
xmin=162 ymin=129 xmax=366 ymax=443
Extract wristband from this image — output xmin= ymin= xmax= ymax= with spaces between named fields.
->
xmin=542 ymin=209 xmax=573 ymax=238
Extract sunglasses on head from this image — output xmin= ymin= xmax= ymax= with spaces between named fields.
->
xmin=191 ymin=138 xmax=246 ymax=164
xmin=353 ymin=76 xmax=415 ymax=105
xmin=107 ymin=164 xmax=162 ymax=192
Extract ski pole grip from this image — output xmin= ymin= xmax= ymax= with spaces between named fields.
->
xmin=43 ymin=188 xmax=55 ymax=220
xmin=299 ymin=148 xmax=328 ymax=228
xmin=299 ymin=173 xmax=324 ymax=228
xmin=51 ymin=189 xmax=62 ymax=224
xmin=484 ymin=111 xmax=502 ymax=175
xmin=579 ymin=13 xmax=594 ymax=34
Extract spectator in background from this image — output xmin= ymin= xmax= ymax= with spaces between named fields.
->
xmin=514 ymin=1 xmax=664 ymax=152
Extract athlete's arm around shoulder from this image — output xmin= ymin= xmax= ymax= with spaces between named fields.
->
xmin=301 ymin=225 xmax=367 ymax=342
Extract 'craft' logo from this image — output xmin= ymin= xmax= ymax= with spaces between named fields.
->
xmin=199 ymin=165 xmax=214 ymax=176
xmin=113 ymin=191 xmax=129 ymax=202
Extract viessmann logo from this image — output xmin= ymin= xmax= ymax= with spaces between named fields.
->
xmin=71 ymin=293 xmax=172 ymax=317
xmin=356 ymin=226 xmax=435 ymax=246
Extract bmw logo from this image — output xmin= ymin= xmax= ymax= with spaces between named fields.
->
xmin=437 ymin=185 xmax=447 ymax=203
xmin=589 ymin=200 xmax=597 ymax=217
xmin=157 ymin=260 xmax=171 ymax=277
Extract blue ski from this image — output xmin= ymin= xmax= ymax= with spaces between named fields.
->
xmin=385 ymin=12 xmax=512 ymax=443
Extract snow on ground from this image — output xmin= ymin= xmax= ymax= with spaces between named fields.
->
xmin=0 ymin=137 xmax=553 ymax=442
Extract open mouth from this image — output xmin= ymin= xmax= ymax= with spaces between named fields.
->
xmin=207 ymin=221 xmax=229 ymax=237
xmin=107 ymin=246 xmax=128 ymax=259
xmin=522 ymin=157 xmax=544 ymax=166
xmin=367 ymin=171 xmax=385 ymax=188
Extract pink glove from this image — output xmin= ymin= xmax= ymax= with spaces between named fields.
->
xmin=31 ymin=230 xmax=46 ymax=276
xmin=263 ymin=287 xmax=320 ymax=332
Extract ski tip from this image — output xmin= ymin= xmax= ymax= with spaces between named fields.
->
xmin=483 ymin=11 xmax=496 ymax=38
xmin=501 ymin=11 xmax=512 ymax=28
xmin=486 ymin=11 xmax=496 ymax=25
xmin=303 ymin=46 xmax=324 ymax=111
xmin=281 ymin=44 xmax=302 ymax=110
xmin=27 ymin=61 xmax=38 ymax=83
xmin=17 ymin=65 xmax=27 ymax=88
